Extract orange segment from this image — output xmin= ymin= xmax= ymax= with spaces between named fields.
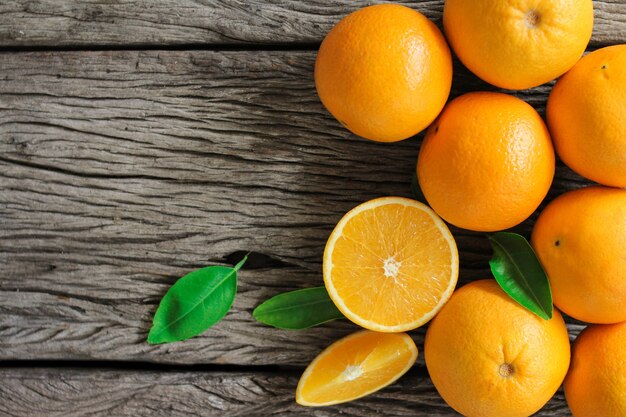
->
xmin=296 ymin=330 xmax=418 ymax=406
xmin=323 ymin=197 xmax=459 ymax=332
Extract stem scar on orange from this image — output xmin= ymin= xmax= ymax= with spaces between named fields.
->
xmin=323 ymin=197 xmax=459 ymax=332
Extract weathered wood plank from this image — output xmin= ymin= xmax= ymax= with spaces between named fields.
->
xmin=0 ymin=367 xmax=572 ymax=416
xmin=0 ymin=0 xmax=623 ymax=48
xmin=0 ymin=50 xmax=590 ymax=365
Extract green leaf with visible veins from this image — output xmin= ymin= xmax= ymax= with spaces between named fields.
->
xmin=253 ymin=287 xmax=344 ymax=330
xmin=488 ymin=233 xmax=553 ymax=320
xmin=147 ymin=256 xmax=247 ymax=344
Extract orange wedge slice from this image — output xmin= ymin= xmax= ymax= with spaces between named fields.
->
xmin=296 ymin=330 xmax=418 ymax=406
xmin=323 ymin=197 xmax=458 ymax=332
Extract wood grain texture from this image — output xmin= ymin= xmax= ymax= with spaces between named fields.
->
xmin=0 ymin=367 xmax=572 ymax=417
xmin=0 ymin=50 xmax=592 ymax=365
xmin=0 ymin=0 xmax=623 ymax=47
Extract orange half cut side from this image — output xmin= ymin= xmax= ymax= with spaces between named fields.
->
xmin=323 ymin=197 xmax=459 ymax=332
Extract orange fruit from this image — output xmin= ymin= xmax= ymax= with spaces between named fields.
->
xmin=296 ymin=330 xmax=418 ymax=406
xmin=547 ymin=45 xmax=626 ymax=187
xmin=531 ymin=186 xmax=626 ymax=324
xmin=564 ymin=322 xmax=626 ymax=417
xmin=417 ymin=92 xmax=555 ymax=232
xmin=443 ymin=0 xmax=593 ymax=89
xmin=315 ymin=4 xmax=452 ymax=142
xmin=323 ymin=197 xmax=458 ymax=332
xmin=425 ymin=279 xmax=571 ymax=417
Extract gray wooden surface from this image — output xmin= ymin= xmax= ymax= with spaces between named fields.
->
xmin=0 ymin=1 xmax=624 ymax=416
xmin=0 ymin=0 xmax=624 ymax=47
xmin=0 ymin=367 xmax=571 ymax=417
xmin=0 ymin=50 xmax=588 ymax=367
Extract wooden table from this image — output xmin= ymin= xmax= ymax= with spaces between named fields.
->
xmin=0 ymin=1 xmax=624 ymax=415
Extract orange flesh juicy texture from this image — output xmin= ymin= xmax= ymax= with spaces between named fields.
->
xmin=324 ymin=197 xmax=459 ymax=332
xmin=296 ymin=330 xmax=418 ymax=406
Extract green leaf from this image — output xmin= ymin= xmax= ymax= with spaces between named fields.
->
xmin=253 ymin=287 xmax=344 ymax=330
xmin=488 ymin=233 xmax=553 ymax=320
xmin=411 ymin=172 xmax=428 ymax=205
xmin=147 ymin=256 xmax=247 ymax=344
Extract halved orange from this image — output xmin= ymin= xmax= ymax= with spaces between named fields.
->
xmin=323 ymin=197 xmax=458 ymax=332
xmin=296 ymin=330 xmax=418 ymax=406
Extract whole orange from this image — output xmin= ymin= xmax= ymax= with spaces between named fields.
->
xmin=564 ymin=322 xmax=626 ymax=417
xmin=417 ymin=92 xmax=555 ymax=232
xmin=547 ymin=45 xmax=626 ymax=187
xmin=315 ymin=4 xmax=452 ymax=142
xmin=531 ymin=186 xmax=626 ymax=324
xmin=443 ymin=0 xmax=593 ymax=89
xmin=425 ymin=279 xmax=571 ymax=417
